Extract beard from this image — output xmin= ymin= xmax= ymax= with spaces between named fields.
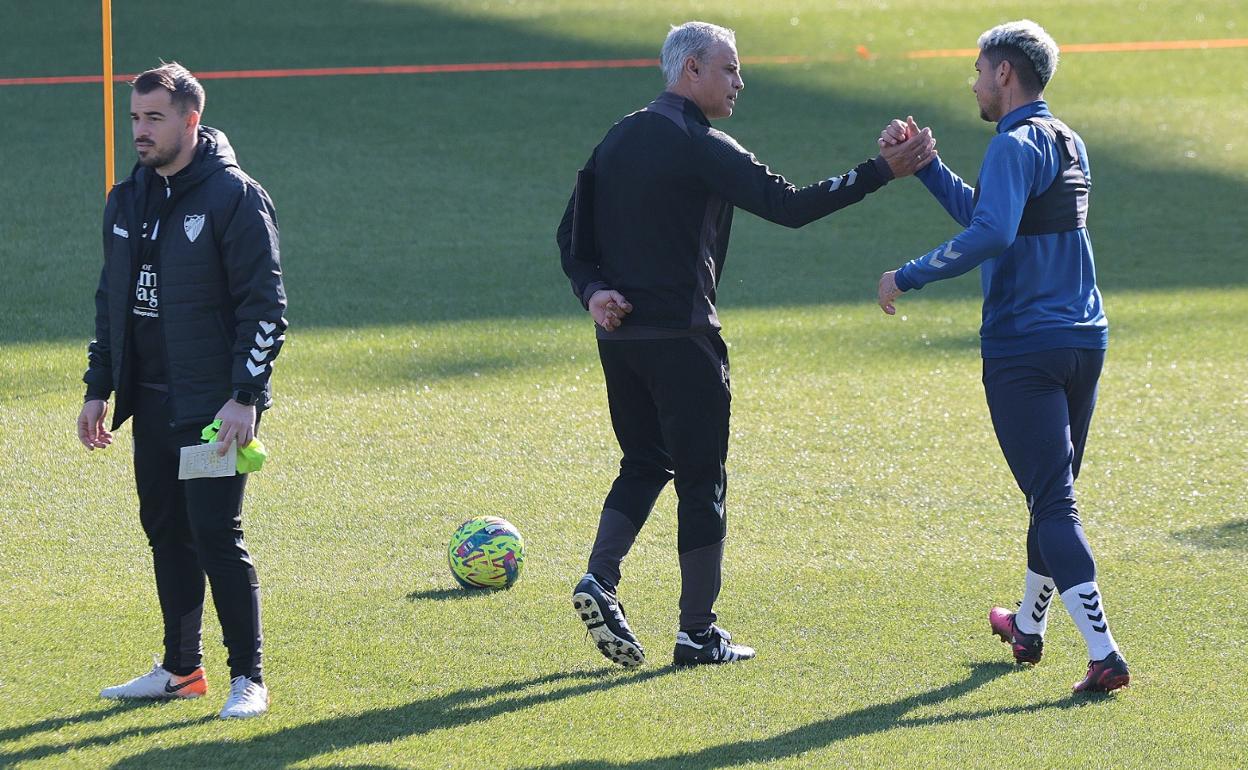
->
xmin=977 ymin=87 xmax=1001 ymax=122
xmin=136 ymin=137 xmax=182 ymax=168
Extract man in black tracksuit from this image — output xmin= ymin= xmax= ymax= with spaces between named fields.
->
xmin=559 ymin=22 xmax=936 ymax=667
xmin=77 ymin=63 xmax=286 ymax=718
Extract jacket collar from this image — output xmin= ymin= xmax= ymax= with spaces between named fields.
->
xmin=997 ymin=99 xmax=1051 ymax=133
xmin=123 ymin=125 xmax=238 ymax=192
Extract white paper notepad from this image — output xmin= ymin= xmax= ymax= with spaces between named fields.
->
xmin=178 ymin=442 xmax=237 ymax=480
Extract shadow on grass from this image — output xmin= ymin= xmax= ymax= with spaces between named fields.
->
xmin=405 ymin=586 xmax=497 ymax=601
xmin=13 ymin=661 xmax=1108 ymax=768
xmin=97 ymin=667 xmax=672 ymax=768
xmin=529 ymin=662 xmax=1113 ymax=769
xmin=0 ymin=705 xmax=212 ymax=766
xmin=0 ymin=701 xmax=153 ymax=743
xmin=2 ymin=0 xmax=1245 ymax=347
xmin=1173 ymin=518 xmax=1248 ymax=550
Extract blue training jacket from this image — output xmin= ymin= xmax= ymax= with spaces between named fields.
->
xmin=893 ymin=100 xmax=1108 ymax=358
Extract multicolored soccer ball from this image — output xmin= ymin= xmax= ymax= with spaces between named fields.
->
xmin=447 ymin=516 xmax=525 ymax=589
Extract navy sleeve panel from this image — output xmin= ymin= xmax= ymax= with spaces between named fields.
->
xmin=557 ymin=150 xmax=607 ymax=308
xmin=693 ymin=128 xmax=890 ymax=228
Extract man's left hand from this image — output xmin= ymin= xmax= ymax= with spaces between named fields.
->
xmin=878 ymin=270 xmax=903 ymax=315
xmin=214 ymin=399 xmax=257 ymax=456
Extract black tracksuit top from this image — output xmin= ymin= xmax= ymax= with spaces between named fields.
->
xmin=84 ymin=127 xmax=288 ymax=429
xmin=558 ymin=91 xmax=893 ymax=338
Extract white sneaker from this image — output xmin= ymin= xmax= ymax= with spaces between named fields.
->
xmin=100 ymin=656 xmax=208 ymax=700
xmin=220 ymin=675 xmax=269 ymax=719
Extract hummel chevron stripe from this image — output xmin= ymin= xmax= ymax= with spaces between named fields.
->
xmin=929 ymin=241 xmax=962 ymax=268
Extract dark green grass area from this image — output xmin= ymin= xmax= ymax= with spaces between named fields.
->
xmin=0 ymin=0 xmax=1245 ymax=344
xmin=1 ymin=1 xmax=1246 ymax=767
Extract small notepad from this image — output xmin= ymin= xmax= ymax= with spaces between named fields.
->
xmin=178 ymin=442 xmax=237 ymax=480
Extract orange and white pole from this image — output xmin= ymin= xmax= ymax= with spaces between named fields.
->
xmin=101 ymin=0 xmax=115 ymax=193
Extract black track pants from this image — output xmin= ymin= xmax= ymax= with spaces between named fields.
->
xmin=597 ymin=334 xmax=730 ymax=552
xmin=131 ymin=386 xmax=263 ymax=681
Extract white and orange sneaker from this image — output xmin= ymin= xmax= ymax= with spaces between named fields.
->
xmin=220 ymin=676 xmax=269 ymax=719
xmin=100 ymin=656 xmax=207 ymax=700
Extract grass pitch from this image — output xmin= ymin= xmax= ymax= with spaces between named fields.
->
xmin=1 ymin=1 xmax=1246 ymax=767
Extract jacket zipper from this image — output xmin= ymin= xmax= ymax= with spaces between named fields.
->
xmin=154 ymin=175 xmax=181 ymax=428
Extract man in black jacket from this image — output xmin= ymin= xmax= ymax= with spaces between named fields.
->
xmin=559 ymin=22 xmax=936 ymax=667
xmin=77 ymin=63 xmax=286 ymax=718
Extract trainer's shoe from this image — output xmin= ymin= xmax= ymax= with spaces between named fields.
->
xmin=1073 ymin=651 xmax=1130 ymax=694
xmin=673 ymin=624 xmax=756 ymax=667
xmin=989 ymin=606 xmax=1044 ymax=665
xmin=100 ymin=656 xmax=207 ymax=700
xmin=220 ymin=676 xmax=269 ymax=719
xmin=572 ymin=573 xmax=645 ymax=667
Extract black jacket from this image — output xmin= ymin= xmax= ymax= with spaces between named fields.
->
xmin=558 ymin=92 xmax=893 ymax=337
xmin=84 ymin=126 xmax=288 ymax=429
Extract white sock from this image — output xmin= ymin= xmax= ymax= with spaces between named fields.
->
xmin=1014 ymin=570 xmax=1055 ymax=636
xmin=1059 ymin=581 xmax=1120 ymax=660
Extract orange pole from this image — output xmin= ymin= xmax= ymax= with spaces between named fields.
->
xmin=101 ymin=0 xmax=115 ymax=193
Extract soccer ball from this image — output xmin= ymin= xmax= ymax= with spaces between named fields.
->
xmin=447 ymin=516 xmax=525 ymax=589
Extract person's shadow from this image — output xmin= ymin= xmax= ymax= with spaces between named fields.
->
xmin=0 ymin=701 xmax=209 ymax=766
xmin=524 ymin=661 xmax=1110 ymax=769
xmin=3 ymin=661 xmax=1106 ymax=768
xmin=83 ymin=667 xmax=666 ymax=768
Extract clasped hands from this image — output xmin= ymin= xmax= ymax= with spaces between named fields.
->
xmin=587 ymin=117 xmax=936 ymax=330
xmin=877 ymin=115 xmax=933 ymax=315
xmin=589 ymin=289 xmax=632 ymax=332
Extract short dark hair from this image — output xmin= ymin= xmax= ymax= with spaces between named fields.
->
xmin=980 ymin=45 xmax=1043 ymax=93
xmin=131 ymin=62 xmax=205 ymax=115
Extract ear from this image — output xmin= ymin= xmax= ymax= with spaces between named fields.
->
xmin=683 ymin=55 xmax=700 ymax=80
xmin=996 ymin=59 xmax=1013 ymax=87
xmin=185 ymin=109 xmax=201 ymax=133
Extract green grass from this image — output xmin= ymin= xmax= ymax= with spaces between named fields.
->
xmin=1 ymin=1 xmax=1246 ymax=767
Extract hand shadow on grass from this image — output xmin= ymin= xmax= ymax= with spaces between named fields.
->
xmin=528 ymin=661 xmax=1114 ymax=769
xmin=105 ymin=667 xmax=671 ymax=769
xmin=1173 ymin=518 xmax=1248 ymax=550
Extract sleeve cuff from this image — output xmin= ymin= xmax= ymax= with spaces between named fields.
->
xmin=894 ymin=267 xmax=914 ymax=292
xmin=871 ymin=155 xmax=894 ymax=182
xmin=580 ymin=281 xmax=610 ymax=309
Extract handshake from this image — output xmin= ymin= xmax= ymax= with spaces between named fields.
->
xmin=876 ymin=115 xmax=936 ymax=315
xmin=876 ymin=115 xmax=936 ymax=180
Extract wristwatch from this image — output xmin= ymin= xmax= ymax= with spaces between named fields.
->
xmin=232 ymin=388 xmax=258 ymax=406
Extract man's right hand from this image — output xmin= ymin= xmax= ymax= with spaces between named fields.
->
xmin=878 ymin=118 xmax=937 ymax=179
xmin=77 ymin=399 xmax=113 ymax=450
xmin=588 ymin=289 xmax=633 ymax=332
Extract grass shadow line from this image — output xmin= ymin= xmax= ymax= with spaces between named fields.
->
xmin=1172 ymin=517 xmax=1248 ymax=550
xmin=105 ymin=666 xmax=674 ymax=768
xmin=0 ymin=700 xmax=155 ymax=743
xmin=0 ymin=710 xmax=213 ymax=766
xmin=524 ymin=661 xmax=1117 ymax=769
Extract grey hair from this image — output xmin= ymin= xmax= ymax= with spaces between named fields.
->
xmin=978 ymin=19 xmax=1060 ymax=90
xmin=660 ymin=22 xmax=736 ymax=88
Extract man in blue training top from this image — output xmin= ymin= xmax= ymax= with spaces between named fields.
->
xmin=876 ymin=20 xmax=1129 ymax=693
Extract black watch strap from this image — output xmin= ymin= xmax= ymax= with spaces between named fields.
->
xmin=232 ymin=389 xmax=258 ymax=406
